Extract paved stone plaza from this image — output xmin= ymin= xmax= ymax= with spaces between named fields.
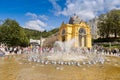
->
xmin=0 ymin=55 xmax=120 ymax=80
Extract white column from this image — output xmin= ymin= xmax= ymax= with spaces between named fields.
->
xmin=81 ymin=36 xmax=84 ymax=47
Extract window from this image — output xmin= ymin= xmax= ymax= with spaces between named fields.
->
xmin=79 ymin=28 xmax=86 ymax=35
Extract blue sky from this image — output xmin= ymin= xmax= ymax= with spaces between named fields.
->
xmin=0 ymin=0 xmax=120 ymax=31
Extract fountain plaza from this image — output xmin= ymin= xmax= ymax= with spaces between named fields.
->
xmin=0 ymin=39 xmax=120 ymax=80
xmin=0 ymin=15 xmax=120 ymax=80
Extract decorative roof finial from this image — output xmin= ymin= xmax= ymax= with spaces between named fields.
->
xmin=74 ymin=13 xmax=76 ymax=16
xmin=69 ymin=13 xmax=81 ymax=24
xmin=62 ymin=21 xmax=64 ymax=24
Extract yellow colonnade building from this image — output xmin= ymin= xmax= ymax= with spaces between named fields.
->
xmin=58 ymin=15 xmax=92 ymax=48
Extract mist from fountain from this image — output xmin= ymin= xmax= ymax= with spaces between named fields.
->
xmin=54 ymin=38 xmax=75 ymax=53
xmin=27 ymin=38 xmax=106 ymax=66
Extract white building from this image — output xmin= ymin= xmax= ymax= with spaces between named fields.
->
xmin=30 ymin=39 xmax=40 ymax=45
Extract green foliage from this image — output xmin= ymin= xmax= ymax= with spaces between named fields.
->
xmin=0 ymin=19 xmax=29 ymax=46
xmin=24 ymin=28 xmax=41 ymax=39
xmin=97 ymin=9 xmax=120 ymax=38
xmin=24 ymin=28 xmax=59 ymax=39
xmin=0 ymin=18 xmax=59 ymax=47
xmin=93 ymin=37 xmax=120 ymax=43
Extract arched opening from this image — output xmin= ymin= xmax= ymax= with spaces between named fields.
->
xmin=78 ymin=28 xmax=86 ymax=47
xmin=62 ymin=36 xmax=65 ymax=42
xmin=61 ymin=29 xmax=66 ymax=42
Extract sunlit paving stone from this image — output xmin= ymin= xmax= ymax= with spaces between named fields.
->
xmin=0 ymin=55 xmax=120 ymax=80
xmin=19 ymin=62 xmax=23 ymax=64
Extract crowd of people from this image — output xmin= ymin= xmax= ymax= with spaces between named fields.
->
xmin=0 ymin=43 xmax=120 ymax=56
xmin=0 ymin=45 xmax=23 ymax=55
xmin=93 ymin=45 xmax=120 ymax=54
xmin=0 ymin=44 xmax=53 ymax=55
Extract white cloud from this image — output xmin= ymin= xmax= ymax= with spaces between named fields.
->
xmin=39 ymin=15 xmax=48 ymax=21
xmin=26 ymin=12 xmax=48 ymax=20
xmin=26 ymin=12 xmax=37 ymax=19
xmin=25 ymin=12 xmax=48 ymax=31
xmin=50 ymin=0 xmax=120 ymax=20
xmin=49 ymin=0 xmax=61 ymax=15
xmin=25 ymin=19 xmax=47 ymax=31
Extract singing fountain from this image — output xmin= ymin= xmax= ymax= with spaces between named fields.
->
xmin=27 ymin=38 xmax=105 ymax=66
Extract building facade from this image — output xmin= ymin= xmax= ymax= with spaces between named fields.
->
xmin=58 ymin=15 xmax=92 ymax=48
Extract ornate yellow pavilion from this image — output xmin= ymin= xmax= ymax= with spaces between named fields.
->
xmin=58 ymin=14 xmax=92 ymax=48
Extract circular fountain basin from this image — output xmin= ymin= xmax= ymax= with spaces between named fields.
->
xmin=46 ymin=53 xmax=87 ymax=61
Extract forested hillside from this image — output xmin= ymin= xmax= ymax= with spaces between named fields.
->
xmin=24 ymin=27 xmax=59 ymax=39
xmin=0 ymin=18 xmax=59 ymax=46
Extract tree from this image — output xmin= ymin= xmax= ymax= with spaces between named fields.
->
xmin=97 ymin=14 xmax=110 ymax=38
xmin=0 ymin=19 xmax=29 ymax=46
xmin=107 ymin=9 xmax=120 ymax=38
xmin=97 ymin=9 xmax=120 ymax=38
